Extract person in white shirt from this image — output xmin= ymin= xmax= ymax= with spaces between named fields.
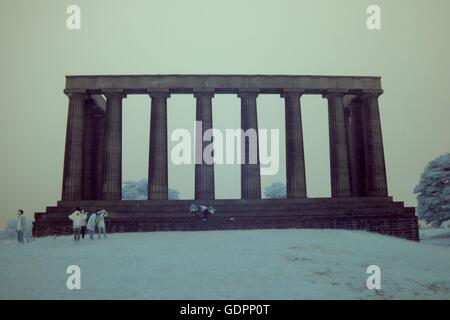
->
xmin=86 ymin=212 xmax=98 ymax=240
xmin=97 ymin=209 xmax=108 ymax=239
xmin=68 ymin=207 xmax=83 ymax=242
xmin=80 ymin=210 xmax=88 ymax=239
xmin=16 ymin=210 xmax=26 ymax=243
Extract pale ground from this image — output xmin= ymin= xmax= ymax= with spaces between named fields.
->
xmin=0 ymin=228 xmax=449 ymax=300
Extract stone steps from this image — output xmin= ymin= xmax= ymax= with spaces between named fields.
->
xmin=32 ymin=212 xmax=419 ymax=240
xmin=45 ymin=199 xmax=406 ymax=213
xmin=33 ymin=198 xmax=419 ymax=241
xmin=37 ymin=206 xmax=413 ymax=220
xmin=39 ymin=199 xmax=413 ymax=214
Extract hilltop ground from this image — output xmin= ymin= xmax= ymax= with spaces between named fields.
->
xmin=0 ymin=228 xmax=449 ymax=299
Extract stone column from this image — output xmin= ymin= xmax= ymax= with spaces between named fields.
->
xmin=148 ymin=91 xmax=170 ymax=200
xmin=93 ymin=111 xmax=105 ymax=200
xmin=194 ymin=90 xmax=215 ymax=200
xmin=82 ymin=103 xmax=96 ymax=200
xmin=62 ymin=91 xmax=86 ymax=201
xmin=361 ymin=92 xmax=388 ymax=197
xmin=345 ymin=98 xmax=366 ymax=197
xmin=102 ymin=91 xmax=125 ymax=200
xmin=239 ymin=90 xmax=261 ymax=199
xmin=325 ymin=92 xmax=351 ymax=197
xmin=282 ymin=90 xmax=307 ymax=198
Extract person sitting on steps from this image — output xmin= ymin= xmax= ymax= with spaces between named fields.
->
xmin=189 ymin=203 xmax=199 ymax=217
xmin=199 ymin=204 xmax=208 ymax=221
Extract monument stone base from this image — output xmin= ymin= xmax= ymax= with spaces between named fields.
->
xmin=33 ymin=197 xmax=419 ymax=241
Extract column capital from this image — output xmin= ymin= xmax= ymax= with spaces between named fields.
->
xmin=322 ymin=89 xmax=348 ymax=99
xmin=238 ymin=89 xmax=259 ymax=98
xmin=63 ymin=89 xmax=88 ymax=99
xmin=281 ymin=89 xmax=305 ymax=99
xmin=147 ymin=90 xmax=171 ymax=99
xmin=359 ymin=89 xmax=384 ymax=99
xmin=193 ymin=88 xmax=215 ymax=98
xmin=103 ymin=89 xmax=127 ymax=99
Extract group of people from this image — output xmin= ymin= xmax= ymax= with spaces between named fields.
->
xmin=14 ymin=203 xmax=215 ymax=243
xmin=189 ymin=203 xmax=216 ymax=221
xmin=68 ymin=207 xmax=108 ymax=242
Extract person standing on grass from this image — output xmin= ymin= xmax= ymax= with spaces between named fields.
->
xmin=97 ymin=209 xmax=108 ymax=239
xmin=80 ymin=209 xmax=88 ymax=239
xmin=68 ymin=207 xmax=83 ymax=242
xmin=16 ymin=210 xmax=26 ymax=243
xmin=86 ymin=211 xmax=98 ymax=240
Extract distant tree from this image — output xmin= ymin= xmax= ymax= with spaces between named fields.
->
xmin=122 ymin=179 xmax=147 ymax=200
xmin=264 ymin=182 xmax=287 ymax=199
xmin=122 ymin=179 xmax=180 ymax=200
xmin=169 ymin=189 xmax=180 ymax=200
xmin=414 ymin=153 xmax=450 ymax=226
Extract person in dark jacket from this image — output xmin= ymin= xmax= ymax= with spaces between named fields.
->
xmin=80 ymin=209 xmax=87 ymax=239
xmin=199 ymin=204 xmax=208 ymax=221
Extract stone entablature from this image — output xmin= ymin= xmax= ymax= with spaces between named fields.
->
xmin=64 ymin=74 xmax=383 ymax=95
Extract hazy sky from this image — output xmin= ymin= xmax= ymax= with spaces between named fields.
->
xmin=0 ymin=0 xmax=449 ymax=228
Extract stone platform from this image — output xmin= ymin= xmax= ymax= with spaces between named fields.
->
xmin=33 ymin=197 xmax=419 ymax=241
